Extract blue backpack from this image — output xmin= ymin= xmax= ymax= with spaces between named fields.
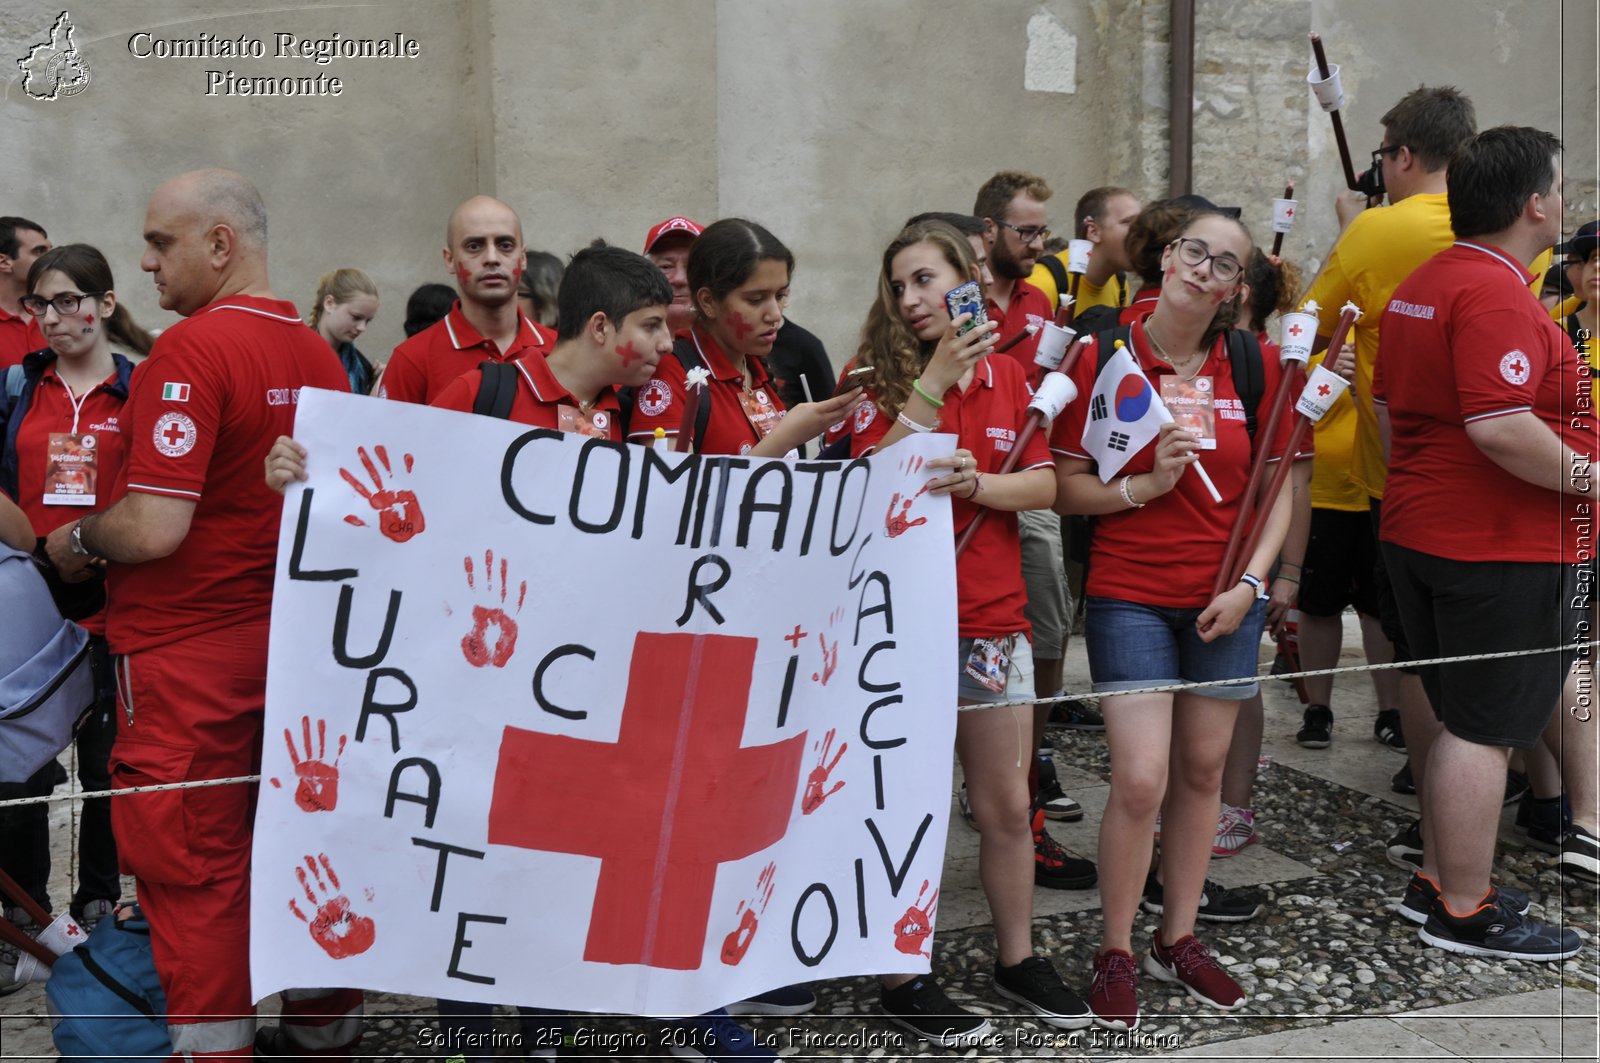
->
xmin=45 ymin=906 xmax=173 ymax=1062
xmin=0 ymin=545 xmax=93 ymax=783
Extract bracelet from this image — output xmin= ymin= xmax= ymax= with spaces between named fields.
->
xmin=1119 ymin=475 xmax=1145 ymax=509
xmin=911 ymin=379 xmax=946 ymax=408
xmin=1279 ymin=560 xmax=1303 ymax=572
xmin=964 ymin=472 xmax=983 ymax=500
xmin=896 ymin=410 xmax=937 ymax=433
xmin=1239 ymin=573 xmax=1263 ymax=592
xmin=1276 ymin=575 xmax=1300 ymax=585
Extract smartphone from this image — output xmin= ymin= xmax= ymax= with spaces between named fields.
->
xmin=944 ymin=282 xmax=987 ymax=336
xmin=844 ymin=365 xmax=877 ymax=386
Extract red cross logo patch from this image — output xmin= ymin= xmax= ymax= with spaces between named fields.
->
xmin=1499 ymin=350 xmax=1531 ymax=386
xmin=152 ymin=411 xmax=197 ymax=458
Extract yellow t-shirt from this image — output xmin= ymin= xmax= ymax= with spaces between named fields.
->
xmin=1026 ymin=255 xmax=1126 ymax=313
xmin=1302 ymin=194 xmax=1551 ymax=501
xmin=1307 ymin=349 xmax=1365 ymax=512
xmin=1554 ymin=294 xmax=1583 ymax=321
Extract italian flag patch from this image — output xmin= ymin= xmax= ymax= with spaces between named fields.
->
xmin=162 ymin=382 xmax=191 ymax=402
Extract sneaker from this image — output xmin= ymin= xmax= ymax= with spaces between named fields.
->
xmin=0 ymin=908 xmax=39 ymax=998
xmin=1372 ymin=708 xmax=1406 ymax=751
xmin=1391 ymin=760 xmax=1416 ymax=795
xmin=1419 ymin=894 xmax=1581 ymax=962
xmin=1141 ymin=873 xmax=1262 ymax=923
xmin=72 ymin=899 xmax=116 ymax=934
xmin=724 ymin=983 xmax=816 ymax=1016
xmin=957 ymin=783 xmax=977 ymax=832
xmin=1036 ymin=756 xmax=1084 ymax=822
xmin=1513 ymin=793 xmax=1569 ymax=854
xmin=1296 ymin=704 xmax=1333 ymax=748
xmin=1088 ymin=949 xmax=1140 ymax=1032
xmin=1395 ymin=873 xmax=1531 ymax=926
xmin=1033 ymin=808 xmax=1097 ymax=889
xmin=1143 ymin=935 xmax=1245 ymax=1010
xmin=1559 ymin=824 xmax=1600 ymax=881
xmin=880 ymin=976 xmax=992 ymax=1047
xmin=1503 ymin=769 xmax=1531 ymax=808
xmin=1386 ymin=819 xmax=1423 ymax=872
xmin=1212 ymin=804 xmax=1258 ymax=857
xmin=664 ymin=1010 xmax=775 ymax=1061
xmin=1049 ymin=697 xmax=1105 ymax=731
xmin=993 ymin=955 xmax=1092 ymax=1030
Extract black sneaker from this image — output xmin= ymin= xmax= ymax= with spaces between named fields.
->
xmin=1033 ymin=808 xmax=1097 ymax=889
xmin=994 ymin=955 xmax=1092 ymax=1030
xmin=1560 ymin=824 xmax=1600 ymax=881
xmin=1049 ymin=697 xmax=1106 ymax=731
xmin=1296 ymin=704 xmax=1333 ymax=748
xmin=1503 ymin=769 xmax=1531 ymax=808
xmin=1396 ymin=873 xmax=1530 ymax=926
xmin=1386 ymin=819 xmax=1423 ymax=872
xmin=1141 ymin=873 xmax=1262 ymax=923
xmin=880 ymin=976 xmax=993 ymax=1047
xmin=1513 ymin=793 xmax=1569 ymax=854
xmin=1036 ymin=756 xmax=1084 ymax=822
xmin=1420 ymin=893 xmax=1581 ymax=961
xmin=957 ymin=784 xmax=978 ymax=832
xmin=1372 ymin=708 xmax=1406 ymax=751
xmin=1391 ymin=760 xmax=1416 ymax=795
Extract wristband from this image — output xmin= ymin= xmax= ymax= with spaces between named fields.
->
xmin=896 ymin=410 xmax=937 ymax=433
xmin=911 ymin=379 xmax=946 ymax=408
xmin=1119 ymin=475 xmax=1145 ymax=509
xmin=1239 ymin=573 xmax=1263 ymax=592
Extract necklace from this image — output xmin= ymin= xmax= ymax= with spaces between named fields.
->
xmin=1144 ymin=318 xmax=1204 ymax=378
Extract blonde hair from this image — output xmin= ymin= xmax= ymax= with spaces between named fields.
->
xmin=308 ymin=268 xmax=378 ymax=331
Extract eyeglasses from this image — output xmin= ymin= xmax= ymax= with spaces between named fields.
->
xmin=20 ymin=291 xmax=106 ymax=317
xmin=1372 ymin=144 xmax=1403 ymax=167
xmin=997 ymin=221 xmax=1051 ymax=244
xmin=1172 ymin=238 xmax=1243 ymax=282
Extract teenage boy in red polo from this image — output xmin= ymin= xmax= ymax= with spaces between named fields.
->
xmin=377 ymin=196 xmax=554 ymax=404
xmin=0 ymin=217 xmax=49 ymax=368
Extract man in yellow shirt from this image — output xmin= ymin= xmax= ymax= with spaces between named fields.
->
xmin=1028 ymin=187 xmax=1139 ymax=315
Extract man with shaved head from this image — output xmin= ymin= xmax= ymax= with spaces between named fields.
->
xmin=45 ymin=169 xmax=359 ymax=1058
xmin=376 ymin=194 xmax=554 ymax=404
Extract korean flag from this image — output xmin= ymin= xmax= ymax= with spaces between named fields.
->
xmin=1082 ymin=343 xmax=1172 ymax=481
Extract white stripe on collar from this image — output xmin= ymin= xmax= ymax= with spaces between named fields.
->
xmin=1455 ymin=241 xmax=1527 ymax=282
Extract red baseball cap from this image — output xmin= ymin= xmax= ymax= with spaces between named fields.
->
xmin=644 ymin=216 xmax=703 ymax=253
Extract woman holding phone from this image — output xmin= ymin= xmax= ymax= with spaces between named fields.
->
xmin=846 ymin=218 xmax=1091 ymax=1044
xmin=1050 ymin=209 xmax=1297 ymax=1030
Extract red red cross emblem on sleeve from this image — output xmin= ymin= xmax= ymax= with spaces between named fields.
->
xmin=488 ymin=631 xmax=807 ymax=970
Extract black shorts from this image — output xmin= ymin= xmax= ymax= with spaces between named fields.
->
xmin=1368 ymin=498 xmax=1415 ymax=665
xmin=1380 ymin=542 xmax=1577 ymax=749
xmin=1299 ymin=508 xmax=1382 ymax=618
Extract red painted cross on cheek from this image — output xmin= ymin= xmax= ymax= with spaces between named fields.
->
xmin=616 ymin=343 xmax=643 ymax=368
xmin=487 ymin=632 xmax=807 ymax=970
xmin=728 ymin=311 xmax=754 ymax=340
xmin=456 ymin=265 xmax=472 ymax=285
xmin=83 ymin=315 xmax=94 ymax=325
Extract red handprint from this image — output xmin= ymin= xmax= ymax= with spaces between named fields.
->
xmin=340 ymin=445 xmax=424 ymax=543
xmin=288 ymin=853 xmax=376 ymax=959
xmin=893 ymin=879 xmax=938 ymax=956
xmin=460 ymin=549 xmax=527 ymax=668
xmin=812 ymin=630 xmax=840 ymax=686
xmin=282 ymin=715 xmax=345 ymax=813
xmin=719 ymin=862 xmax=775 ymax=966
xmin=801 ymin=727 xmax=847 ymax=814
xmin=884 ymin=484 xmax=931 ymax=538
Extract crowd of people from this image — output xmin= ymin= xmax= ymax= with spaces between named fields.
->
xmin=0 ymin=77 xmax=1595 ymax=1061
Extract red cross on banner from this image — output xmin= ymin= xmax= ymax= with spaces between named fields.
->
xmin=487 ymin=631 xmax=807 ymax=970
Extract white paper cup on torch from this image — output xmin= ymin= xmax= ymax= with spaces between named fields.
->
xmin=1295 ymin=364 xmax=1352 ymax=422
xmin=1067 ymin=239 xmax=1093 ymax=274
xmin=1272 ymin=198 xmax=1298 ymax=234
xmin=1307 ymin=63 xmax=1345 ymax=112
xmin=1033 ymin=323 xmax=1075 ymax=371
xmin=1029 ymin=371 xmax=1078 ymax=421
xmin=1279 ymin=311 xmax=1319 ymax=364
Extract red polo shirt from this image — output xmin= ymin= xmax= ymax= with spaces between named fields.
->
xmin=628 ymin=326 xmax=786 ymax=455
xmin=1120 ymin=287 xmax=1159 ymax=325
xmin=1375 ymin=241 xmax=1591 ymax=563
xmin=989 ymin=279 xmax=1051 ymax=371
xmin=107 ymin=296 xmax=349 ymax=654
xmin=850 ymin=356 xmax=1051 ymax=638
xmin=0 ymin=306 xmax=45 ymax=369
xmin=12 ymin=362 xmax=129 ymax=636
xmin=378 ymin=302 xmax=554 ymax=405
xmin=432 ymin=354 xmax=624 ymax=440
xmin=1050 ymin=320 xmax=1298 ymax=607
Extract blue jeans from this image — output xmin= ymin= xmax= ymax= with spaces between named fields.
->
xmin=1084 ymin=596 xmax=1266 ymax=701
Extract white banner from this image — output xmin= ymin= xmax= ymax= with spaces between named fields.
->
xmin=252 ymin=390 xmax=960 ymax=1017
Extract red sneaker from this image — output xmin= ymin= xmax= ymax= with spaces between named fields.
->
xmin=1088 ymin=948 xmax=1140 ymax=1031
xmin=1142 ymin=934 xmax=1246 ymax=1010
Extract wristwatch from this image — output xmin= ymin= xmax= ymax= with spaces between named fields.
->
xmin=70 ymin=520 xmax=90 ymax=557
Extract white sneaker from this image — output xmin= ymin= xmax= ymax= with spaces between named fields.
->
xmin=1211 ymin=804 xmax=1257 ymax=857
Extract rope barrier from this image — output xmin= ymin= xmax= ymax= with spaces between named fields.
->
xmin=2 ymin=638 xmax=1592 ymax=809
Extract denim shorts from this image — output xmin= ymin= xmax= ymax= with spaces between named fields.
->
xmin=956 ymin=633 xmax=1035 ymax=704
xmin=1084 ymin=596 xmax=1266 ymax=701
